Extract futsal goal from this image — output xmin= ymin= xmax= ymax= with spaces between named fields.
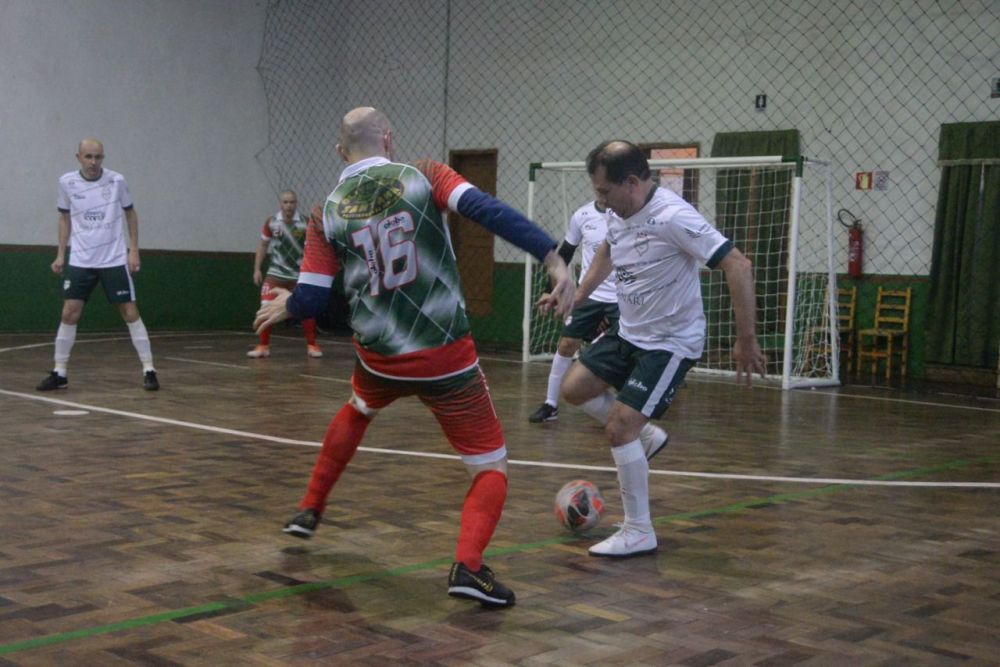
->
xmin=523 ymin=156 xmax=840 ymax=390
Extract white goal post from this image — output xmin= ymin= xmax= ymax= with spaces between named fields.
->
xmin=523 ymin=156 xmax=840 ymax=390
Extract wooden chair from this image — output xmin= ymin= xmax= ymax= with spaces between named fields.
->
xmin=857 ymin=287 xmax=912 ymax=384
xmin=834 ymin=286 xmax=857 ymax=376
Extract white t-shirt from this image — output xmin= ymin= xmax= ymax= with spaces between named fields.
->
xmin=57 ymin=168 xmax=134 ymax=268
xmin=565 ymin=201 xmax=617 ymax=304
xmin=607 ymin=187 xmax=731 ymax=358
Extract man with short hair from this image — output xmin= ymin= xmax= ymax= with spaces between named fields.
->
xmin=248 ymin=189 xmax=322 ymax=358
xmin=255 ymin=106 xmax=574 ymax=608
xmin=543 ymin=140 xmax=766 ymax=558
xmin=37 ymin=138 xmax=159 ymax=392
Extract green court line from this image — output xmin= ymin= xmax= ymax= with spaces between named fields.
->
xmin=0 ymin=454 xmax=995 ymax=656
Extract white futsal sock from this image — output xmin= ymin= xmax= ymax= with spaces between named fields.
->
xmin=579 ymin=390 xmax=614 ymax=424
xmin=610 ymin=439 xmax=652 ymax=530
xmin=544 ymin=353 xmax=575 ymax=407
xmin=127 ymin=318 xmax=155 ymax=372
xmin=53 ymin=323 xmax=77 ymax=376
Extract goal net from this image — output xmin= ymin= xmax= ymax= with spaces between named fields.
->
xmin=524 ymin=157 xmax=839 ymax=390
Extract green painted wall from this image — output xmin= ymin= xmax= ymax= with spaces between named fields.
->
xmin=0 ymin=247 xmax=934 ymax=380
xmin=1 ymin=246 xmax=259 ymax=333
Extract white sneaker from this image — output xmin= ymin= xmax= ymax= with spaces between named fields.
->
xmin=247 ymin=345 xmax=270 ymax=358
xmin=639 ymin=424 xmax=669 ymax=461
xmin=588 ymin=523 xmax=657 ymax=558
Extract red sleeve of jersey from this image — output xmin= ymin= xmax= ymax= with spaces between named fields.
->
xmin=261 ymin=218 xmax=273 ymax=238
xmin=299 ymin=204 xmax=341 ymax=277
xmin=415 ymin=159 xmax=468 ymax=211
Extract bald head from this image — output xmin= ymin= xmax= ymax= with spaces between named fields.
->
xmin=76 ymin=138 xmax=106 ymax=180
xmin=337 ymin=107 xmax=393 ymax=163
xmin=585 ymin=140 xmax=650 ymax=183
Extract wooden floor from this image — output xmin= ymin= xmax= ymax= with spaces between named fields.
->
xmin=0 ymin=330 xmax=998 ymax=666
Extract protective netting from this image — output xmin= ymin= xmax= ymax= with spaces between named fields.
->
xmin=527 ymin=159 xmax=837 ymax=388
xmin=256 ymin=0 xmax=998 ymax=375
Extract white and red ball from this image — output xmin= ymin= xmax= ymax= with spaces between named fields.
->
xmin=553 ymin=479 xmax=605 ymax=532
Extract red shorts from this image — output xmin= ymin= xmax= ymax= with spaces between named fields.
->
xmin=351 ymin=362 xmax=506 ymax=459
xmin=260 ymin=277 xmax=296 ymax=299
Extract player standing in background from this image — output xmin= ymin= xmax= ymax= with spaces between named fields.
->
xmin=37 ymin=138 xmax=159 ymax=392
xmin=542 ymin=140 xmax=766 ymax=559
xmin=528 ymin=196 xmax=620 ymax=424
xmin=248 ymin=190 xmax=322 ymax=359
xmin=255 ymin=107 xmax=574 ymax=608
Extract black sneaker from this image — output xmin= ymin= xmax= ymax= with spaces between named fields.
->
xmin=37 ymin=372 xmax=68 ymax=391
xmin=447 ymin=562 xmax=516 ymax=608
xmin=283 ymin=508 xmax=319 ymax=539
xmin=528 ymin=402 xmax=558 ymax=423
xmin=143 ymin=370 xmax=160 ymax=391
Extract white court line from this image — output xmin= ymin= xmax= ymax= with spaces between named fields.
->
xmin=165 ymin=356 xmax=352 ymax=383
xmin=1 ymin=388 xmax=997 ymax=489
xmin=0 ymin=331 xmax=247 ymax=354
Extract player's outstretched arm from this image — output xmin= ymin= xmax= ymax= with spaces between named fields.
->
xmin=541 ymin=250 xmax=574 ymax=319
xmin=253 ymin=287 xmax=291 ymax=333
xmin=719 ymin=248 xmax=767 ymax=386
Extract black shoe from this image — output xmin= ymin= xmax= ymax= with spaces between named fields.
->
xmin=447 ymin=562 xmax=516 ymax=607
xmin=528 ymin=402 xmax=558 ymax=423
xmin=143 ymin=370 xmax=160 ymax=391
xmin=37 ymin=372 xmax=68 ymax=391
xmin=283 ymin=508 xmax=319 ymax=539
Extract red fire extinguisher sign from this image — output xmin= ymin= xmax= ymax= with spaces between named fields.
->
xmin=838 ymin=209 xmax=864 ymax=278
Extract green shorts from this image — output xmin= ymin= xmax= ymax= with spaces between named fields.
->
xmin=562 ymin=298 xmax=620 ymax=341
xmin=63 ymin=264 xmax=135 ymax=303
xmin=579 ymin=330 xmax=695 ymax=419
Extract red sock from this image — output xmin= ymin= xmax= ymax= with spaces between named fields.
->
xmin=302 ymin=318 xmax=318 ymax=346
xmin=455 ymin=470 xmax=508 ymax=572
xmin=300 ymin=403 xmax=371 ymax=514
xmin=259 ymin=325 xmax=271 ymax=346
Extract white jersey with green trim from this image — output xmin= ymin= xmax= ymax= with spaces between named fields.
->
xmin=57 ymin=168 xmax=133 ymax=268
xmin=607 ymin=186 xmax=730 ymax=358
xmin=565 ymin=201 xmax=617 ymax=303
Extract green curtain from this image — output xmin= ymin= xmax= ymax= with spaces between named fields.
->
xmin=926 ymin=121 xmax=1000 ymax=368
xmin=710 ymin=130 xmax=800 ymax=350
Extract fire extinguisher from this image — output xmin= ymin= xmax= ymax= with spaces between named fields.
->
xmin=838 ymin=208 xmax=863 ymax=278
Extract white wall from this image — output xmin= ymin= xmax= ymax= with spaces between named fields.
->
xmin=0 ymin=0 xmax=274 ymax=252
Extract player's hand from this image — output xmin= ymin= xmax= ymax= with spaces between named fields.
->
xmin=254 ymin=287 xmax=292 ymax=333
xmin=733 ymin=336 xmax=767 ymax=387
xmin=128 ymin=248 xmax=141 ymax=274
xmin=538 ymin=250 xmax=574 ymax=319
xmin=50 ymin=256 xmax=64 ymax=274
xmin=253 ymin=269 xmax=262 ymax=286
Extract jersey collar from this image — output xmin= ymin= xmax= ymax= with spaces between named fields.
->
xmin=339 ymin=156 xmax=391 ymax=183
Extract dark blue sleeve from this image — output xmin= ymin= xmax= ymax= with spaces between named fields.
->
xmin=286 ymin=283 xmax=330 ymax=320
xmin=456 ymin=188 xmax=556 ymax=261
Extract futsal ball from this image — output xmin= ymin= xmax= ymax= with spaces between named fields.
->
xmin=554 ymin=479 xmax=605 ymax=533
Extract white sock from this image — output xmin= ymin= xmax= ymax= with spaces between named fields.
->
xmin=127 ymin=318 xmax=155 ymax=372
xmin=544 ymin=353 xmax=574 ymax=407
xmin=53 ymin=323 xmax=77 ymax=376
xmin=579 ymin=390 xmax=615 ymax=424
xmin=610 ymin=439 xmax=652 ymax=530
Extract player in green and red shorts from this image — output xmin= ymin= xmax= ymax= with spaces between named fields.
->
xmin=255 ymin=107 xmax=574 ymax=608
xmin=248 ymin=190 xmax=322 ymax=358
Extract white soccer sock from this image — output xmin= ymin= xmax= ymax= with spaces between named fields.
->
xmin=611 ymin=439 xmax=652 ymax=530
xmin=53 ymin=323 xmax=77 ymax=375
xmin=579 ymin=390 xmax=615 ymax=424
xmin=127 ymin=318 xmax=155 ymax=372
xmin=544 ymin=353 xmax=575 ymax=407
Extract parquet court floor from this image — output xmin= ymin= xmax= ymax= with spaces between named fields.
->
xmin=0 ymin=331 xmax=997 ymax=666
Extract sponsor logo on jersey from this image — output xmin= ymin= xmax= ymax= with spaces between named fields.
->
xmin=83 ymin=210 xmax=106 ymax=222
xmin=102 ymin=185 xmax=113 ymax=201
xmin=337 ymin=177 xmax=405 ymax=220
xmin=614 ymin=265 xmax=636 ymax=285
xmin=72 ymin=194 xmax=86 ymax=200
xmin=684 ymin=224 xmax=709 ymax=239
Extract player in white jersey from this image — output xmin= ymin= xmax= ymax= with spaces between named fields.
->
xmin=36 ymin=139 xmax=159 ymax=392
xmin=541 ymin=141 xmax=766 ymax=558
xmin=528 ymin=198 xmax=620 ymax=424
